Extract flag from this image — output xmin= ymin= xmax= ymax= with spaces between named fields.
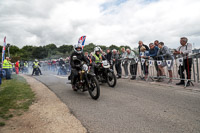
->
xmin=2 ymin=36 xmax=6 ymax=68
xmin=78 ymin=36 xmax=86 ymax=48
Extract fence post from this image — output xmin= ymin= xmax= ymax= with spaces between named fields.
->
xmin=196 ymin=55 xmax=199 ymax=83
xmin=192 ymin=56 xmax=196 ymax=82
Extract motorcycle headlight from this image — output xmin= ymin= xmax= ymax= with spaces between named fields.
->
xmin=82 ymin=64 xmax=88 ymax=71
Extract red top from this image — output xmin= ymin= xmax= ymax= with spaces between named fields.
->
xmin=15 ymin=61 xmax=19 ymax=67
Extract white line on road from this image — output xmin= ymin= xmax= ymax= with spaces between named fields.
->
xmin=50 ymin=74 xmax=68 ymax=79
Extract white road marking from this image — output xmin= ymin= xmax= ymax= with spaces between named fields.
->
xmin=50 ymin=74 xmax=68 ymax=79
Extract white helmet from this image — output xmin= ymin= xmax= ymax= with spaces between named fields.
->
xmin=94 ymin=47 xmax=101 ymax=53
xmin=35 ymin=59 xmax=38 ymax=62
xmin=74 ymin=44 xmax=83 ymax=54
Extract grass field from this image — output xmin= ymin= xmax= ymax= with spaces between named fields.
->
xmin=0 ymin=74 xmax=35 ymax=126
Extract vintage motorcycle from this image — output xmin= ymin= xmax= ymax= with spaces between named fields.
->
xmin=71 ymin=56 xmax=100 ymax=100
xmin=95 ymin=60 xmax=117 ymax=87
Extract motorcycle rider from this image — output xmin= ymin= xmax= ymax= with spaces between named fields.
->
xmin=70 ymin=44 xmax=89 ymax=90
xmin=92 ymin=47 xmax=106 ymax=63
xmin=24 ymin=61 xmax=29 ymax=73
xmin=91 ymin=47 xmax=106 ymax=74
xmin=57 ymin=57 xmax=66 ymax=75
xmin=32 ymin=59 xmax=42 ymax=75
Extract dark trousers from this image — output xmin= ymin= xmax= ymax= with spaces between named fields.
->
xmin=32 ymin=68 xmax=42 ymax=75
xmin=130 ymin=63 xmax=138 ymax=79
xmin=71 ymin=69 xmax=79 ymax=85
xmin=178 ymin=58 xmax=192 ymax=83
xmin=141 ymin=62 xmax=149 ymax=75
xmin=115 ymin=63 xmax=122 ymax=77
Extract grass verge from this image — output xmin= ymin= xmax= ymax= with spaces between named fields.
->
xmin=0 ymin=74 xmax=35 ymax=126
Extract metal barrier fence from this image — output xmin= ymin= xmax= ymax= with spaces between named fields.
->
xmin=115 ymin=53 xmax=200 ymax=86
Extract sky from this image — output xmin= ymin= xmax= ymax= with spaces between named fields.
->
xmin=0 ymin=0 xmax=200 ymax=49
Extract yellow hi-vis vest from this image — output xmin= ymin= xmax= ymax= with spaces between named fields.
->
xmin=93 ymin=54 xmax=102 ymax=63
xmin=8 ymin=61 xmax=12 ymax=69
xmin=24 ymin=63 xmax=28 ymax=67
xmin=2 ymin=59 xmax=10 ymax=69
xmin=33 ymin=62 xmax=39 ymax=68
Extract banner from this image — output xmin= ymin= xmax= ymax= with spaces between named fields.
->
xmin=157 ymin=60 xmax=162 ymax=66
xmin=2 ymin=36 xmax=6 ymax=68
xmin=166 ymin=60 xmax=172 ymax=67
xmin=140 ymin=52 xmax=144 ymax=57
xmin=177 ymin=58 xmax=183 ymax=66
xmin=78 ymin=36 xmax=86 ymax=48
xmin=141 ymin=58 xmax=145 ymax=65
xmin=149 ymin=60 xmax=154 ymax=66
xmin=135 ymin=57 xmax=138 ymax=63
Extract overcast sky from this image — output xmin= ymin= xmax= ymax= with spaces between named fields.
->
xmin=0 ymin=0 xmax=200 ymax=49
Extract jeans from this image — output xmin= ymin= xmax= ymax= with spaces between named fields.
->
xmin=123 ymin=63 xmax=128 ymax=76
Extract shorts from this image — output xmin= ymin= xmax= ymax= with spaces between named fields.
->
xmin=161 ymin=60 xmax=173 ymax=70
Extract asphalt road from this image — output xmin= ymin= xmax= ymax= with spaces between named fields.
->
xmin=32 ymin=72 xmax=200 ymax=133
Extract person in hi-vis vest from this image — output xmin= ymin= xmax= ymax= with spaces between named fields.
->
xmin=2 ymin=57 xmax=12 ymax=79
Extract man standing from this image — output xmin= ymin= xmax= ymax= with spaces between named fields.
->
xmin=112 ymin=49 xmax=122 ymax=78
xmin=121 ymin=47 xmax=128 ymax=78
xmin=126 ymin=49 xmax=137 ymax=80
xmin=154 ymin=40 xmax=159 ymax=47
xmin=2 ymin=57 xmax=11 ymax=79
xmin=15 ymin=60 xmax=20 ymax=74
xmin=174 ymin=37 xmax=192 ymax=86
xmin=148 ymin=43 xmax=160 ymax=78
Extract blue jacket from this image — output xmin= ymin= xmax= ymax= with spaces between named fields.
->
xmin=149 ymin=46 xmax=159 ymax=57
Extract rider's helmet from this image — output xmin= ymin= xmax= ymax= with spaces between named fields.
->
xmin=35 ymin=59 xmax=38 ymax=62
xmin=59 ymin=57 xmax=63 ymax=61
xmin=74 ymin=44 xmax=83 ymax=54
xmin=94 ymin=47 xmax=101 ymax=55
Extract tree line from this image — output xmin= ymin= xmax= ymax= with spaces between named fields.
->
xmin=0 ymin=43 xmax=133 ymax=62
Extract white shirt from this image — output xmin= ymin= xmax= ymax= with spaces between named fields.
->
xmin=176 ymin=43 xmax=192 ymax=58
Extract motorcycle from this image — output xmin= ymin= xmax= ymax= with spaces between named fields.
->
xmin=33 ymin=64 xmax=40 ymax=76
xmin=95 ymin=60 xmax=117 ymax=87
xmin=71 ymin=56 xmax=100 ymax=100
xmin=57 ymin=64 xmax=67 ymax=75
xmin=33 ymin=67 xmax=40 ymax=76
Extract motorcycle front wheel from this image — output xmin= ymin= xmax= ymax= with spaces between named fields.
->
xmin=107 ymin=72 xmax=117 ymax=87
xmin=88 ymin=76 xmax=100 ymax=100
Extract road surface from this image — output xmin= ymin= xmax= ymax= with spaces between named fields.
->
xmin=32 ymin=72 xmax=200 ymax=133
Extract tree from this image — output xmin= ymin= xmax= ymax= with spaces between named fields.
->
xmin=58 ymin=45 xmax=73 ymax=54
xmin=9 ymin=45 xmax=20 ymax=56
xmin=83 ymin=43 xmax=96 ymax=53
xmin=109 ymin=44 xmax=120 ymax=51
xmin=32 ymin=46 xmax=48 ymax=59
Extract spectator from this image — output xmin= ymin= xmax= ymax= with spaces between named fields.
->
xmin=15 ymin=60 xmax=20 ymax=74
xmin=121 ymin=47 xmax=128 ymax=78
xmin=140 ymin=46 xmax=149 ymax=80
xmin=105 ymin=49 xmax=112 ymax=63
xmin=84 ymin=52 xmax=91 ymax=64
xmin=157 ymin=42 xmax=174 ymax=83
xmin=138 ymin=41 xmax=149 ymax=54
xmin=126 ymin=49 xmax=137 ymax=80
xmin=3 ymin=57 xmax=12 ymax=79
xmin=174 ymin=37 xmax=192 ymax=86
xmin=138 ymin=41 xmax=149 ymax=80
xmin=148 ymin=43 xmax=160 ymax=78
xmin=154 ymin=40 xmax=159 ymax=47
xmin=112 ymin=49 xmax=122 ymax=78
